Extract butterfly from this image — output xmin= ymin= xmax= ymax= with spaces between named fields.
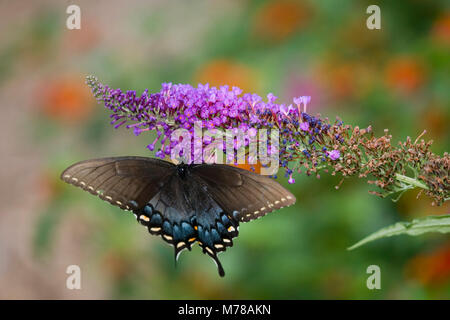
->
xmin=61 ymin=156 xmax=296 ymax=276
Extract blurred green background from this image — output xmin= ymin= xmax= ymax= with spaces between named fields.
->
xmin=0 ymin=0 xmax=449 ymax=299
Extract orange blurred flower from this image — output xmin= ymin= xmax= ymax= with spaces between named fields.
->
xmin=252 ymin=0 xmax=309 ymax=42
xmin=315 ymin=61 xmax=366 ymax=101
xmin=431 ymin=12 xmax=450 ymax=46
xmin=406 ymin=242 xmax=450 ymax=287
xmin=385 ymin=57 xmax=425 ymax=94
xmin=327 ymin=64 xmax=356 ymax=100
xmin=195 ymin=59 xmax=257 ymax=93
xmin=37 ymin=75 xmax=94 ymax=123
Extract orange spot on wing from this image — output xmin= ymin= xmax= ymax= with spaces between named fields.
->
xmin=230 ymin=162 xmax=262 ymax=174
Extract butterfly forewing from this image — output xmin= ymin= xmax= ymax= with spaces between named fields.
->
xmin=60 ymin=157 xmax=175 ymax=210
xmin=192 ymin=164 xmax=296 ymax=222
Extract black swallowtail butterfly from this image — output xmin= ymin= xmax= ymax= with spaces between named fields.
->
xmin=61 ymin=157 xmax=296 ymax=276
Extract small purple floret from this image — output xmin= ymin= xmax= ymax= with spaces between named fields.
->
xmin=328 ymin=150 xmax=340 ymax=160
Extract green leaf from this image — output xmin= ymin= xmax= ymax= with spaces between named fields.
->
xmin=348 ymin=214 xmax=450 ymax=250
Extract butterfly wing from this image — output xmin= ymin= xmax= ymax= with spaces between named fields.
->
xmin=61 ymin=157 xmax=230 ymax=276
xmin=186 ymin=164 xmax=296 ymax=276
xmin=138 ymin=174 xmax=231 ymax=276
xmin=60 ymin=156 xmax=175 ymax=211
xmin=61 ymin=158 xmax=296 ymax=277
xmin=191 ymin=164 xmax=296 ymax=222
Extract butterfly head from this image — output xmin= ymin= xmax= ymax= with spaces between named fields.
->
xmin=176 ymin=163 xmax=189 ymax=179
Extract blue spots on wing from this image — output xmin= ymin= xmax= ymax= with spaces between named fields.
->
xmin=172 ymin=224 xmax=183 ymax=242
xmin=133 ymin=202 xmax=241 ymax=277
xmin=216 ymin=222 xmax=226 ymax=235
xmin=199 ymin=229 xmax=214 ymax=248
xmin=221 ymin=215 xmax=231 ymax=226
xmin=143 ymin=204 xmax=153 ymax=215
xmin=181 ymin=222 xmax=195 ymax=239
xmin=162 ymin=221 xmax=172 ymax=235
xmin=210 ymin=228 xmax=221 ymax=244
xmin=150 ymin=213 xmax=162 ymax=226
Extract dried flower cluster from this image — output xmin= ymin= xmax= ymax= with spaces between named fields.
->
xmin=419 ymin=153 xmax=450 ymax=205
xmin=86 ymin=75 xmax=449 ymax=205
xmin=323 ymin=125 xmax=449 ymax=206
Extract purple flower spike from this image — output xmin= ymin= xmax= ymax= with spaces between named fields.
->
xmin=86 ymin=75 xmax=348 ymax=185
xmin=84 ymin=75 xmax=450 ymax=205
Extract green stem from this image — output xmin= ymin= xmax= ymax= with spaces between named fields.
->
xmin=395 ymin=173 xmax=429 ymax=190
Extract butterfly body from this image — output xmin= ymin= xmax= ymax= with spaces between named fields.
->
xmin=61 ymin=157 xmax=296 ymax=277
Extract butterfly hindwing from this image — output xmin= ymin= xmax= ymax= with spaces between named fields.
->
xmin=135 ymin=170 xmax=238 ymax=276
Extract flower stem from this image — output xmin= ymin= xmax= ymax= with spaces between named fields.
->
xmin=395 ymin=173 xmax=429 ymax=190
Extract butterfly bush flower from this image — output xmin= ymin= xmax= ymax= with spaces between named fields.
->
xmin=86 ymin=75 xmax=449 ymax=206
xmin=327 ymin=150 xmax=340 ymax=160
